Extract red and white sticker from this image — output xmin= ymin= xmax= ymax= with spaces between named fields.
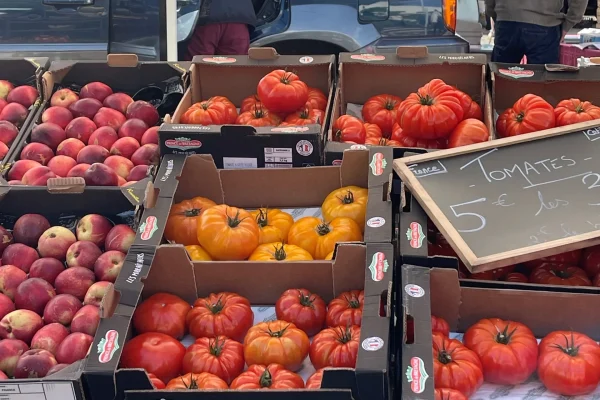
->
xmin=299 ymin=56 xmax=314 ymax=64
xmin=362 ymin=336 xmax=384 ymax=351
xmin=404 ymin=284 xmax=425 ymax=298
xmin=296 ymin=140 xmax=313 ymax=156
xmin=367 ymin=217 xmax=385 ymax=228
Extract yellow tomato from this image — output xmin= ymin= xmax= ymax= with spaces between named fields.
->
xmin=250 ymin=208 xmax=294 ymax=244
xmin=184 ymin=245 xmax=212 ymax=261
xmin=249 ymin=242 xmax=313 ymax=261
xmin=287 ymin=217 xmax=362 ymax=260
xmin=325 ymin=251 xmax=334 ymax=260
xmin=321 ymin=186 xmax=368 ymax=232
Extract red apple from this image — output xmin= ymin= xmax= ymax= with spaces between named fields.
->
xmin=0 ymin=103 xmax=28 ymax=127
xmin=50 ymin=89 xmax=79 ymax=108
xmin=0 ymin=294 xmax=15 ymax=321
xmin=29 ymin=258 xmax=64 ymax=286
xmin=0 ymin=226 xmax=13 ymax=255
xmin=88 ymin=126 xmax=118 ymax=150
xmin=47 ymin=155 xmax=77 ymax=177
xmin=94 ymin=107 xmax=126 ymax=131
xmin=83 ymin=163 xmax=119 ymax=186
xmin=105 ymin=224 xmax=135 ymax=253
xmin=76 ymin=214 xmax=112 ymax=247
xmin=54 ymin=267 xmax=95 ymax=301
xmin=30 ymin=323 xmax=69 ymax=355
xmin=0 ymin=309 xmax=44 ymax=344
xmin=103 ymin=92 xmax=133 ymax=114
xmin=68 ymin=98 xmax=103 ymax=120
xmin=118 ymin=118 xmax=147 ymax=142
xmin=1 ymin=244 xmax=39 ymax=273
xmin=117 ymin=176 xmax=127 ymax=186
xmin=67 ymin=163 xmax=90 ymax=178
xmin=0 ymin=121 xmax=18 ymax=146
xmin=70 ymin=304 xmax=100 ymax=336
xmin=131 ymin=144 xmax=159 ymax=166
xmin=37 ymin=227 xmax=76 ymax=261
xmin=43 ymin=294 xmax=82 ymax=326
xmin=84 ymin=282 xmax=112 ymax=307
xmin=66 ymin=241 xmax=102 ymax=270
xmin=110 ymin=137 xmax=140 ymax=159
xmin=104 ymin=155 xmax=134 ymax=179
xmin=21 ymin=166 xmax=56 ymax=186
xmin=77 ymin=145 xmax=109 ymax=165
xmin=0 ymin=99 xmax=7 ymax=114
xmin=20 ymin=142 xmax=54 ymax=165
xmin=65 ymin=117 xmax=97 ymax=144
xmin=15 ymin=278 xmax=56 ymax=315
xmin=41 ymin=106 xmax=73 ymax=129
xmin=80 ymin=82 xmax=113 ymax=103
xmin=126 ymin=164 xmax=149 ymax=181
xmin=7 ymin=85 xmax=39 ymax=108
xmin=0 ymin=266 xmax=27 ymax=300
xmin=0 ymin=142 xmax=7 ymax=160
xmin=141 ymin=126 xmax=159 ymax=145
xmin=55 ymin=332 xmax=93 ymax=364
xmin=31 ymin=123 xmax=66 ymax=151
xmin=7 ymin=160 xmax=41 ymax=181
xmin=126 ymin=100 xmax=159 ymax=127
xmin=47 ymin=363 xmax=68 ymax=376
xmin=0 ymin=81 xmax=14 ymax=100
xmin=56 ymin=138 xmax=86 ymax=159
xmin=13 ymin=349 xmax=57 ymax=378
xmin=0 ymin=339 xmax=28 ymax=377
xmin=93 ymin=250 xmax=125 ymax=283
xmin=12 ymin=214 xmax=51 ymax=247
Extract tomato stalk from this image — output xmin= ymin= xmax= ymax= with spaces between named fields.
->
xmin=384 ymin=98 xmax=398 ymax=110
xmin=209 ymin=337 xmax=225 ymax=357
xmin=206 ymin=296 xmax=224 ymax=315
xmin=279 ymin=71 xmax=297 ymax=85
xmin=550 ymin=268 xmax=573 ymax=279
xmin=337 ymin=190 xmax=355 ymax=205
xmin=515 ymin=111 xmax=526 ymax=123
xmin=495 ymin=324 xmax=518 ymax=345
xmin=316 ymin=221 xmax=331 ymax=236
xmin=272 ymin=243 xmax=288 ymax=261
xmin=226 ymin=208 xmax=248 ymax=228
xmin=180 ymin=374 xmax=199 ymax=389
xmin=266 ymin=324 xmax=290 ymax=338
xmin=417 ymin=94 xmax=436 ymax=106
xmin=252 ymin=104 xmax=267 ymax=118
xmin=434 ymin=341 xmax=455 ymax=364
xmin=575 ymin=103 xmax=585 ymax=114
xmin=335 ymin=326 xmax=355 ymax=344
xmin=552 ymin=332 xmax=582 ymax=357
xmin=259 ymin=368 xmax=273 ymax=388
xmin=343 ymin=293 xmax=361 ymax=309
xmin=255 ymin=209 xmax=269 ymax=227
xmin=298 ymin=291 xmax=317 ymax=309
xmin=176 ymin=208 xmax=202 ymax=217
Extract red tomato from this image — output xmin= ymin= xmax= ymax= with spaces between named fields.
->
xmin=554 ymin=98 xmax=600 ymax=127
xmin=505 ymin=272 xmax=529 ymax=283
xmin=230 ymin=364 xmax=305 ymax=389
xmin=365 ymin=122 xmax=383 ymax=140
xmin=132 ymin=293 xmax=191 ymax=340
xmin=257 ymin=70 xmax=308 ymax=114
xmin=236 ymin=106 xmax=281 ymax=127
xmin=148 ymin=373 xmax=165 ymax=389
xmin=275 ymin=288 xmax=326 ymax=336
xmin=496 ymin=94 xmax=556 ymax=137
xmin=397 ymin=79 xmax=464 ymax=139
xmin=362 ymin=94 xmax=402 ymax=135
xmin=465 ymin=101 xmax=483 ymax=120
xmin=582 ymin=246 xmax=600 ymax=277
xmin=309 ymin=325 xmax=360 ymax=369
xmin=594 ymin=272 xmax=600 ymax=287
xmin=284 ymin=107 xmax=325 ymax=126
xmin=463 ymin=318 xmax=538 ymax=385
xmin=240 ymin=94 xmax=261 ymax=114
xmin=530 ymin=263 xmax=591 ymax=286
xmin=182 ymin=336 xmax=244 ymax=385
xmin=392 ymin=123 xmax=447 ymax=149
xmin=432 ymin=332 xmax=483 ymax=397
xmin=434 ymin=388 xmax=468 ymax=400
xmin=165 ymin=372 xmax=228 ymax=390
xmin=305 ymin=87 xmax=327 ymax=111
xmin=538 ymin=331 xmax=600 ymax=396
xmin=181 ymin=96 xmax=237 ymax=125
xmin=306 ymin=369 xmax=324 ymax=389
xmin=186 ymin=292 xmax=254 ymax=342
xmin=333 ymin=115 xmax=366 ymax=144
xmin=447 ymin=119 xmax=489 ymax=148
xmin=326 ymin=290 xmax=364 ymax=327
xmin=120 ymin=332 xmax=186 ymax=384
xmin=432 ymin=315 xmax=450 ymax=337
xmin=467 ymin=265 xmax=515 ymax=281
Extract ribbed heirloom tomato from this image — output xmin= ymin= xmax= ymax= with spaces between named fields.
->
xmin=434 ymin=388 xmax=468 ymax=400
xmin=496 ymin=94 xmax=555 ymax=137
xmin=554 ymin=98 xmax=600 ymax=127
xmin=447 ymin=119 xmax=489 ymax=148
xmin=309 ymin=325 xmax=360 ymax=369
xmin=275 ymin=288 xmax=326 ymax=336
xmin=582 ymin=245 xmax=600 ymax=277
xmin=257 ymin=70 xmax=308 ymax=114
xmin=305 ymin=87 xmax=327 ymax=111
xmin=538 ymin=331 xmax=600 ymax=396
xmin=165 ymin=372 xmax=228 ymax=390
xmin=392 ymin=123 xmax=447 ymax=149
xmin=248 ymin=242 xmax=313 ymax=261
xmin=505 ymin=272 xmax=529 ymax=283
xmin=463 ymin=318 xmax=538 ymax=385
xmin=432 ymin=315 xmax=450 ymax=337
xmin=284 ymin=107 xmax=325 ymax=125
xmin=321 ymin=186 xmax=368 ymax=231
xmin=244 ymin=320 xmax=310 ymax=371
xmin=197 ymin=205 xmax=260 ymax=261
xmin=326 ymin=290 xmax=364 ymax=327
xmin=287 ymin=216 xmax=362 ymax=260
xmin=186 ymin=292 xmax=254 ymax=342
xmin=432 ymin=332 xmax=483 ymax=397
xmin=235 ymin=106 xmax=281 ymax=127
xmin=185 ymin=245 xmax=212 ymax=261
xmin=250 ymin=208 xmax=294 ymax=244
xmin=530 ymin=262 xmax=591 ymax=286
xmin=362 ymin=94 xmax=402 ymax=135
xmin=240 ymin=94 xmax=261 ymax=113
xmin=524 ymin=250 xmax=582 ymax=270
xmin=181 ymin=96 xmax=238 ymax=125
xmin=148 ymin=373 xmax=165 ymax=389
xmin=165 ymin=196 xmax=217 ymax=245
xmin=182 ymin=336 xmax=244 ymax=384
xmin=306 ymin=369 xmax=324 ymax=389
xmin=230 ymin=364 xmax=305 ymax=389
xmin=132 ymin=293 xmax=191 ymax=339
xmin=333 ymin=115 xmax=366 ymax=144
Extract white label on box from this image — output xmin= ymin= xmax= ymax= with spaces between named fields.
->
xmin=265 ymin=163 xmax=292 ymax=168
xmin=222 ymin=157 xmax=258 ymax=169
xmin=264 ymin=148 xmax=293 ymax=163
xmin=0 ymin=382 xmax=77 ymax=400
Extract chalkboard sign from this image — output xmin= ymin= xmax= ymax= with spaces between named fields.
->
xmin=393 ymin=120 xmax=600 ymax=273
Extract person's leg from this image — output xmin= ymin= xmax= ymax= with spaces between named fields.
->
xmin=522 ymin=23 xmax=561 ymax=64
xmin=492 ymin=21 xmax=524 ymax=63
xmin=216 ymin=23 xmax=251 ymax=55
xmin=185 ymin=23 xmax=223 ymax=60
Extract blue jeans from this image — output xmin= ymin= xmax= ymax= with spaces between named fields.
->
xmin=492 ymin=21 xmax=561 ymax=64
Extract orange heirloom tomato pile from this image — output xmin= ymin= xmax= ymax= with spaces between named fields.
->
xmin=180 ymin=69 xmax=327 ymax=128
xmin=163 ymin=186 xmax=367 ymax=261
xmin=332 ymin=79 xmax=489 ymax=149
xmin=120 ymin=287 xmax=364 ymax=390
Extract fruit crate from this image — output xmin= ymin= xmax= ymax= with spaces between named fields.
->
xmin=0 ymin=184 xmax=143 ymax=400
xmin=2 ymin=55 xmax=187 ymax=194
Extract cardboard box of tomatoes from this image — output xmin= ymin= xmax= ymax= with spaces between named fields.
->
xmin=0 ymin=184 xmax=142 ymax=400
xmin=83 ymin=239 xmax=393 ymax=400
xmin=324 ymin=47 xmax=494 ymax=166
xmin=399 ymin=264 xmax=600 ymax=399
xmin=1 ymin=54 xmax=186 ymax=198
xmin=159 ymin=47 xmax=335 ymax=168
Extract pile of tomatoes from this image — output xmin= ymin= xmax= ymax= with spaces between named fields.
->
xmin=497 ymin=95 xmax=600 ymax=138
xmin=430 ymin=315 xmax=600 ymax=398
xmin=164 ymin=186 xmax=367 ymax=261
xmin=118 ymin=288 xmax=364 ymax=390
xmin=180 ymin=69 xmax=327 ymax=128
xmin=333 ymin=78 xmax=490 ymax=150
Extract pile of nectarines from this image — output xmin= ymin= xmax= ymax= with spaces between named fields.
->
xmin=0 ymin=81 xmax=39 ymax=161
xmin=9 ymin=81 xmax=160 ymax=186
xmin=0 ymin=212 xmax=135 ymax=378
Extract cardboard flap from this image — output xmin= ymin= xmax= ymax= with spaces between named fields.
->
xmin=396 ymin=46 xmax=429 ymax=59
xmin=175 ymin=154 xmax=225 ymax=204
xmin=107 ymin=54 xmax=140 ymax=67
xmin=46 ymin=177 xmax=85 ymax=193
xmin=248 ymin=47 xmax=279 ymax=60
xmin=340 ymin=150 xmax=369 ymax=188
xmin=429 ymin=268 xmax=461 ymax=331
xmin=119 ymin=178 xmax=151 ymax=207
xmin=332 ymin=244 xmax=366 ymax=296
xmin=142 ymin=245 xmax=197 ymax=304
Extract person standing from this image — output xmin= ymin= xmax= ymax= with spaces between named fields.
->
xmin=186 ymin=0 xmax=257 ymax=59
xmin=486 ymin=0 xmax=587 ymax=64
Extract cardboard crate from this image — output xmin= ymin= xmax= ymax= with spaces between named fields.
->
xmin=0 ymin=58 xmax=49 ymax=167
xmin=0 ymin=184 xmax=141 ymax=400
xmin=324 ymin=48 xmax=494 ymax=165
xmin=2 ymin=55 xmax=187 ymax=197
xmin=398 ymin=265 xmax=600 ymax=399
xmin=159 ymin=47 xmax=335 ymax=168
xmin=84 ymin=241 xmax=393 ymax=400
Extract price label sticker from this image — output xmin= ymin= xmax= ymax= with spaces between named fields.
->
xmin=0 ymin=381 xmax=77 ymax=400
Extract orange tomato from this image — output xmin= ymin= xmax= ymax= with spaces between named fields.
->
xmin=230 ymin=364 xmax=305 ymax=389
xmin=325 ymin=251 xmax=334 ymax=260
xmin=250 ymin=208 xmax=294 ymax=244
xmin=165 ymin=372 xmax=228 ymax=390
xmin=181 ymin=97 xmax=238 ymax=125
xmin=197 ymin=205 xmax=260 ymax=260
xmin=165 ymin=197 xmax=217 ymax=245
xmin=305 ymin=87 xmax=327 ymax=111
xmin=321 ymin=186 xmax=368 ymax=231
xmin=249 ymin=242 xmax=313 ymax=261
xmin=243 ymin=320 xmax=310 ymax=371
xmin=287 ymin=217 xmax=362 ymax=259
xmin=235 ymin=106 xmax=281 ymax=127
xmin=185 ymin=245 xmax=212 ymax=261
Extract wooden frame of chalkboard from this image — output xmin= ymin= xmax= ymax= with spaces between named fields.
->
xmin=393 ymin=120 xmax=600 ymax=273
